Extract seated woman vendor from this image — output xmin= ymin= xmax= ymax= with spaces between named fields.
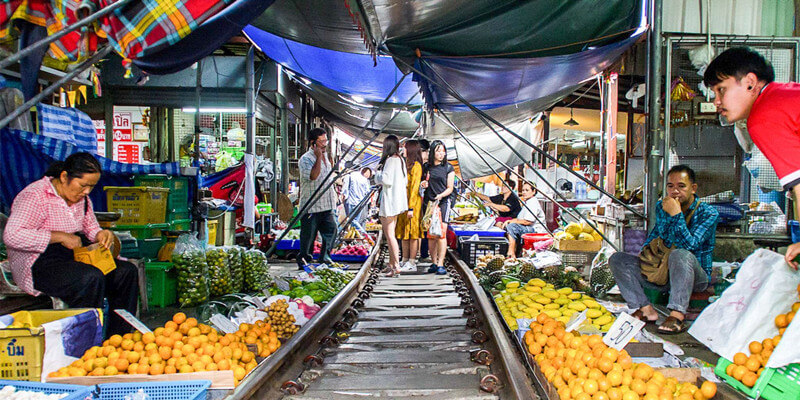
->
xmin=608 ymin=165 xmax=718 ymax=335
xmin=3 ymin=153 xmax=139 ymax=336
xmin=475 ymin=179 xmax=522 ymax=228
xmin=500 ymin=182 xmax=546 ymax=258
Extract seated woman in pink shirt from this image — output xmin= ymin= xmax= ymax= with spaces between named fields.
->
xmin=3 ymin=152 xmax=138 ymax=336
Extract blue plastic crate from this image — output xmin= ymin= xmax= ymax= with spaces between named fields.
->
xmin=0 ymin=380 xmax=93 ymax=400
xmin=449 ymin=226 xmax=506 ymax=237
xmin=330 ymin=254 xmax=368 ymax=263
xmin=276 ymin=239 xmax=300 ymax=250
xmin=96 ymin=380 xmax=211 ymax=400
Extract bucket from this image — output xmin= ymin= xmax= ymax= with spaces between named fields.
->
xmin=522 ymin=233 xmax=551 ymax=250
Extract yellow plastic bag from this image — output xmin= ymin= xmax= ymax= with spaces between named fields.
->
xmin=73 ymin=243 xmax=117 ymax=275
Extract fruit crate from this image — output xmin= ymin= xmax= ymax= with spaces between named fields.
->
xmin=458 ymin=236 xmax=509 ymax=267
xmin=96 ymin=380 xmax=211 ymax=400
xmin=0 ymin=310 xmax=99 ymax=382
xmin=560 ymin=251 xmax=597 ymax=270
xmin=144 ymin=262 xmax=177 ymax=308
xmin=331 ymin=254 xmax=368 ymax=263
xmin=133 ymin=174 xmax=190 ymax=211
xmin=715 ymin=357 xmax=800 ymax=399
xmin=138 ymin=238 xmax=164 ymax=260
xmin=169 ymin=218 xmax=192 ymax=232
xmin=104 ymin=186 xmax=170 ymax=225
xmin=167 ymin=206 xmax=190 ymax=224
xmin=0 ymin=380 xmax=93 ymax=400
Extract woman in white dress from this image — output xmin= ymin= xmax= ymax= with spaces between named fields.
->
xmin=376 ymin=135 xmax=408 ymax=276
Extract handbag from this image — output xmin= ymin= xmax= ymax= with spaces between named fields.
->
xmin=421 ymin=199 xmax=439 ymax=231
xmin=638 ymin=205 xmax=697 ymax=285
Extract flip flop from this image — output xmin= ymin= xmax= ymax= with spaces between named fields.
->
xmin=657 ymin=316 xmax=687 ymax=335
xmin=632 ymin=309 xmax=657 ymax=324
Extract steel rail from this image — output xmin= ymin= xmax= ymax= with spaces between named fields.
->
xmin=448 ymin=250 xmax=540 ymax=399
xmin=225 ymin=232 xmax=383 ymax=400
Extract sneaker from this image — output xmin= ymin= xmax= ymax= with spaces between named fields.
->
xmin=427 ymin=264 xmax=439 ymax=274
xmin=399 ymin=262 xmax=417 ymax=272
xmin=436 ymin=266 xmax=447 ymax=275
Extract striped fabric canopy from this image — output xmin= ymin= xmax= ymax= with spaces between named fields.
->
xmin=0 ymin=128 xmax=181 ymax=213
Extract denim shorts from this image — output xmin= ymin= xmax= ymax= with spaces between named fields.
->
xmin=506 ymin=222 xmax=538 ymax=241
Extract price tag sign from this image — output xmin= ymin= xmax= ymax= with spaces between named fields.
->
xmin=275 ymin=278 xmax=290 ymax=291
xmin=209 ymin=313 xmax=238 ymax=334
xmin=565 ymin=310 xmax=588 ymax=332
xmin=114 ymin=309 xmax=152 ymax=334
xmin=252 ymin=296 xmax=266 ymax=309
xmin=602 ymin=312 xmax=645 ymax=350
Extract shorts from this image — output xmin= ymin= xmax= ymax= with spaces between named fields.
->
xmin=505 ymin=222 xmax=539 ymax=241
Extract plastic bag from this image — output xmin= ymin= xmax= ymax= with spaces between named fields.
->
xmin=429 ymin=204 xmax=443 ymax=237
xmin=225 ymin=246 xmax=245 ymax=293
xmin=172 ymin=234 xmax=210 ymax=307
xmin=243 ymin=249 xmax=271 ymax=292
xmin=688 ymin=249 xmax=800 ymax=368
xmin=206 ymin=247 xmax=233 ymax=297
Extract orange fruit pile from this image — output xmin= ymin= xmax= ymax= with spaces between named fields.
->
xmin=48 ymin=312 xmax=283 ymax=386
xmin=725 ymin=284 xmax=800 ymax=388
xmin=525 ymin=313 xmax=717 ymax=400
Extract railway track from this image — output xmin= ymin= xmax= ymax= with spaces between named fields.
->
xmin=226 ymin=238 xmax=537 ymax=399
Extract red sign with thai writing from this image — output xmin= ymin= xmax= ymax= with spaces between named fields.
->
xmin=116 ymin=144 xmax=140 ymax=163
xmin=113 ymin=112 xmax=132 ymax=141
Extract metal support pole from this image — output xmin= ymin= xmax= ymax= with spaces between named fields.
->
xmin=645 ymin=0 xmax=664 ymax=228
xmin=270 ymin=123 xmax=279 ymax=210
xmin=280 ymin=97 xmax=289 ymax=193
xmin=167 ymin=109 xmax=175 ymax=161
xmin=194 ymin=60 xmax=204 ymax=240
xmin=246 ymin=47 xmax=255 ymax=156
xmin=663 ymin=36 xmax=673 ymax=195
xmin=104 ymin=91 xmax=114 ymax=160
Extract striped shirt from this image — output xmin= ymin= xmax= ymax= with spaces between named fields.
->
xmin=298 ymin=149 xmax=337 ymax=214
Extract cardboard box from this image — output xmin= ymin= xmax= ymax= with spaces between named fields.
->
xmin=555 ymin=239 xmax=602 ymax=252
xmin=456 ymin=207 xmax=479 ymax=217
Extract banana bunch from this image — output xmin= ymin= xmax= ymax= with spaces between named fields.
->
xmin=343 ymin=226 xmax=363 ymax=240
xmin=494 ymin=279 xmax=615 ymax=331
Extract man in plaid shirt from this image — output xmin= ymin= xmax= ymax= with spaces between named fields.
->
xmin=296 ymin=128 xmax=338 ymax=269
xmin=609 ymin=165 xmax=719 ymax=335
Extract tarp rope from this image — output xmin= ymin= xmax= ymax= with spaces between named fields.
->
xmin=266 ymin=75 xmax=417 ymax=257
xmin=402 ymin=57 xmax=621 ymax=251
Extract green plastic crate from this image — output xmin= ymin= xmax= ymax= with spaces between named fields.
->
xmin=145 ymin=262 xmax=177 ymax=308
xmin=167 ymin=206 xmax=190 ymax=223
xmin=714 ymin=357 xmax=800 ymax=399
xmin=111 ymin=223 xmax=170 ymax=239
xmin=134 ymin=175 xmax=190 ymax=211
xmin=169 ymin=219 xmax=192 ymax=231
xmin=138 ymin=238 xmax=164 ymax=260
xmin=643 ymin=287 xmax=668 ymax=306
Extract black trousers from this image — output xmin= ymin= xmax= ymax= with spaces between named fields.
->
xmin=296 ymin=210 xmax=337 ymax=267
xmin=31 ymin=237 xmax=139 ymax=337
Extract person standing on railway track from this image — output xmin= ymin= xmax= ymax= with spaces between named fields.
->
xmin=297 ymin=128 xmax=338 ymax=269
xmin=421 ymin=140 xmax=455 ymax=275
xmin=376 ymin=135 xmax=408 ymax=276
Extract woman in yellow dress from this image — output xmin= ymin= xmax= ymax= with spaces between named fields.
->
xmin=396 ymin=139 xmax=423 ymax=271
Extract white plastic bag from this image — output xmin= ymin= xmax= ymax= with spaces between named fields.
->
xmin=688 ymin=249 xmax=800 ymax=368
xmin=429 ymin=205 xmax=443 ymax=237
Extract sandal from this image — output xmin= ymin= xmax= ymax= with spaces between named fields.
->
xmin=632 ymin=309 xmax=657 ymax=324
xmin=657 ymin=316 xmax=687 ymax=335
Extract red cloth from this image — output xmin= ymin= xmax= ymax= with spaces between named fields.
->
xmin=747 ymin=82 xmax=800 ymax=190
xmin=495 ymin=217 xmax=512 ymax=223
xmin=3 ymin=177 xmax=102 ymax=295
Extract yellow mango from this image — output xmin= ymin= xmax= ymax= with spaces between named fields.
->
xmin=542 ymin=291 xmax=560 ymax=300
xmin=594 ymin=315 xmax=613 ymax=326
xmin=585 ymin=309 xmax=603 ymax=319
xmin=557 ymin=287 xmax=573 ymax=295
xmin=582 ymin=299 xmax=600 ymax=309
xmin=533 ymin=295 xmax=551 ymax=305
xmin=554 ymin=297 xmax=570 ymax=305
xmin=543 ymin=310 xmax=562 ymax=318
xmin=567 ymin=302 xmax=587 ymax=311
xmin=544 ymin=303 xmax=560 ymax=310
xmin=528 ymin=278 xmax=546 ymax=287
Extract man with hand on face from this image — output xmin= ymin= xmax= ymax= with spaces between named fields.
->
xmin=609 ymin=165 xmax=718 ymax=334
xmin=297 ymin=128 xmax=338 ymax=269
xmin=705 ymin=47 xmax=800 ymax=268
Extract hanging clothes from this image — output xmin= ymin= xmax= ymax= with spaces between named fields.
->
xmin=37 ymin=104 xmax=97 ymax=155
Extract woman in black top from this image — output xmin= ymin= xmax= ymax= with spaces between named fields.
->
xmin=475 ymin=179 xmax=521 ymax=227
xmin=420 ymin=140 xmax=454 ymax=275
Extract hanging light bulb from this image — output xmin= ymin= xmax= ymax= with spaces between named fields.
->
xmin=564 ymin=108 xmax=579 ymax=126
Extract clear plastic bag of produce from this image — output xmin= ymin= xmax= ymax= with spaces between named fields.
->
xmin=206 ymin=247 xmax=233 ymax=297
xmin=243 ymin=249 xmax=272 ymax=292
xmin=172 ymin=233 xmax=210 ymax=307
xmin=314 ymin=266 xmax=355 ymax=293
xmin=225 ymin=246 xmax=245 ymax=292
